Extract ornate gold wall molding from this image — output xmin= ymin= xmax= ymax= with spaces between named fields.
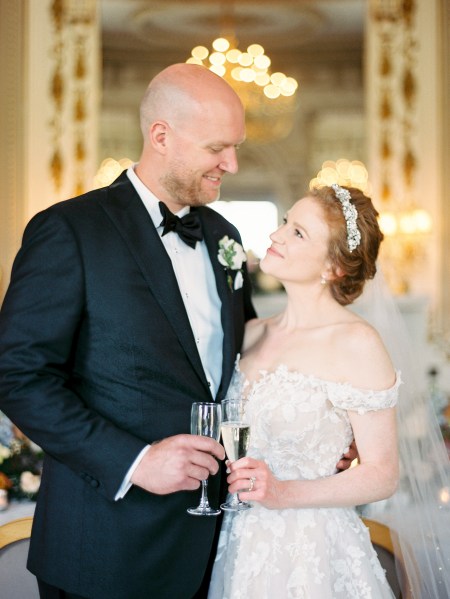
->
xmin=48 ymin=0 xmax=97 ymax=195
xmin=368 ymin=0 xmax=432 ymax=294
xmin=370 ymin=0 xmax=419 ymax=207
xmin=0 ymin=0 xmax=26 ymax=298
xmin=67 ymin=0 xmax=96 ymax=196
xmin=49 ymin=0 xmax=65 ymax=192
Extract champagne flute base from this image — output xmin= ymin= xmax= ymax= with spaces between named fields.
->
xmin=187 ymin=506 xmax=221 ymax=516
xmin=220 ymin=501 xmax=252 ymax=512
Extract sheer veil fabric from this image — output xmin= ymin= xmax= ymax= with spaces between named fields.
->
xmin=351 ymin=270 xmax=450 ymax=598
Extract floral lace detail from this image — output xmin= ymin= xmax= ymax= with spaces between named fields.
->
xmin=209 ymin=361 xmax=399 ymax=599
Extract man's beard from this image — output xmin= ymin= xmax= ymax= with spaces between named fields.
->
xmin=160 ymin=170 xmax=219 ymax=207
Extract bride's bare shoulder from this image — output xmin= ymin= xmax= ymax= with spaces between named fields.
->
xmin=242 ymin=317 xmax=268 ymax=352
xmin=336 ymin=316 xmax=395 ymax=388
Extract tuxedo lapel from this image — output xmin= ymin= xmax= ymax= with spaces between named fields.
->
xmin=100 ymin=173 xmax=210 ymax=394
xmin=199 ymin=208 xmax=236 ymax=400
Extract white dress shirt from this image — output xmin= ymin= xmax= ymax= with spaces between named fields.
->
xmin=116 ymin=166 xmax=224 ymax=499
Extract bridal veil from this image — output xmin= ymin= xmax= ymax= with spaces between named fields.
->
xmin=352 ymin=270 xmax=450 ymax=598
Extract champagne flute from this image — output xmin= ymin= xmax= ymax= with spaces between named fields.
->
xmin=187 ymin=402 xmax=222 ymax=516
xmin=220 ymin=398 xmax=252 ymax=511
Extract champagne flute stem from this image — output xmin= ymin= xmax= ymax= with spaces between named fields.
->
xmin=198 ymin=480 xmax=211 ymax=509
xmin=228 ymin=492 xmax=238 ymax=506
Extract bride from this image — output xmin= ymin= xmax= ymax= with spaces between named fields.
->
xmin=208 ymin=184 xmax=401 ymax=598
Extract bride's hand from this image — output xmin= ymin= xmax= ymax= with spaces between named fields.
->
xmin=336 ymin=439 xmax=359 ymax=471
xmin=227 ymin=456 xmax=283 ymax=509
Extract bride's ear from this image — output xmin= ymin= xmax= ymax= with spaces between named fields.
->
xmin=322 ymin=262 xmax=345 ymax=282
xmin=331 ymin=265 xmax=346 ymax=280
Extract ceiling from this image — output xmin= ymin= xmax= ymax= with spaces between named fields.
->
xmin=100 ymin=0 xmax=367 ymax=70
xmin=98 ymin=0 xmax=368 ymax=201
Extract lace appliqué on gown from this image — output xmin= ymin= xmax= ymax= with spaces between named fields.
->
xmin=209 ymin=364 xmax=401 ymax=599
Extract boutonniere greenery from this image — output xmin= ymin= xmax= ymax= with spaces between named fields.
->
xmin=217 ymin=236 xmax=247 ymax=291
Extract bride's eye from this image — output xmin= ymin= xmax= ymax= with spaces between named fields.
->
xmin=295 ymin=229 xmax=303 ymax=239
xmin=282 ymin=216 xmax=287 ymax=225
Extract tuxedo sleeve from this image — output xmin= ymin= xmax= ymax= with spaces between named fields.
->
xmin=0 ymin=209 xmax=147 ymax=501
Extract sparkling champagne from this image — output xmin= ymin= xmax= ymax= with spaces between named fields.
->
xmin=221 ymin=423 xmax=250 ymax=462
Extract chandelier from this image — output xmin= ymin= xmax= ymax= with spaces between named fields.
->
xmin=186 ymin=36 xmax=299 ymax=144
xmin=309 ymin=159 xmax=371 ymax=194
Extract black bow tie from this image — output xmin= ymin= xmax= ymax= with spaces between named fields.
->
xmin=158 ymin=202 xmax=203 ymax=249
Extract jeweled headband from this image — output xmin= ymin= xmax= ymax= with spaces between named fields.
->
xmin=331 ymin=183 xmax=361 ymax=252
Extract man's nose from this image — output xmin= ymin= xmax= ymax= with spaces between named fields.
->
xmin=219 ymin=148 xmax=239 ymax=174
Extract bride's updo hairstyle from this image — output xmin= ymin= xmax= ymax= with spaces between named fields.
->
xmin=308 ymin=185 xmax=384 ymax=306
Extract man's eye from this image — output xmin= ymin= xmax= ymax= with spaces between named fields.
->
xmin=282 ymin=216 xmax=287 ymax=224
xmin=295 ymin=229 xmax=303 ymax=239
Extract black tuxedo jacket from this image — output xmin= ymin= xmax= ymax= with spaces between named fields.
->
xmin=0 ymin=172 xmax=256 ymax=598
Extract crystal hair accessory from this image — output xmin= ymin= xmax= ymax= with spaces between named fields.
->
xmin=331 ymin=183 xmax=361 ymax=252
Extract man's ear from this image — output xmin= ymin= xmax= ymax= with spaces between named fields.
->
xmin=149 ymin=121 xmax=169 ymax=153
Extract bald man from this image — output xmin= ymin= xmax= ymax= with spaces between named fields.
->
xmin=0 ymin=64 xmax=256 ymax=599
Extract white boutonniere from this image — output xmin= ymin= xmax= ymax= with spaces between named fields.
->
xmin=217 ymin=236 xmax=247 ymax=291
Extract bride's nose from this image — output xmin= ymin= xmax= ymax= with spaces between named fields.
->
xmin=270 ymin=226 xmax=284 ymax=243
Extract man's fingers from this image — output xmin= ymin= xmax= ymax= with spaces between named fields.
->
xmin=131 ymin=434 xmax=224 ymax=495
xmin=188 ymin=434 xmax=225 ymax=460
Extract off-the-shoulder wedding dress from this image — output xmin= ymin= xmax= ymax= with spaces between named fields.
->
xmin=208 ymin=362 xmax=400 ymax=599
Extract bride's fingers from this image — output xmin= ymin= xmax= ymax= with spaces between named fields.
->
xmin=227 ymin=468 xmax=260 ymax=491
xmin=228 ymin=473 xmax=264 ymax=499
xmin=228 ymin=456 xmax=258 ymax=472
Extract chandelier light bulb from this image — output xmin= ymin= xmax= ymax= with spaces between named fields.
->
xmin=212 ymin=37 xmax=230 ymax=52
xmin=254 ymin=54 xmax=271 ymax=70
xmin=349 ymin=163 xmax=369 ymax=184
xmin=231 ymin=66 xmax=243 ymax=81
xmin=270 ymin=72 xmax=285 ymax=86
xmin=321 ymin=166 xmax=339 ymax=184
xmin=226 ymin=48 xmax=241 ymax=63
xmin=209 ymin=51 xmax=226 ymax=66
xmin=240 ymin=68 xmax=256 ymax=83
xmin=238 ymin=52 xmax=253 ymax=67
xmin=254 ymin=72 xmax=270 ymax=86
xmin=264 ymin=84 xmax=281 ymax=99
xmin=191 ymin=45 xmax=209 ymax=60
xmin=210 ymin=64 xmax=226 ymax=77
xmin=336 ymin=158 xmax=351 ymax=178
xmin=247 ymin=43 xmax=264 ymax=57
xmin=281 ymin=77 xmax=298 ymax=95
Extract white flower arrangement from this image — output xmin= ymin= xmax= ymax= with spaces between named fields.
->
xmin=217 ymin=236 xmax=247 ymax=291
xmin=0 ymin=412 xmax=43 ymax=500
xmin=20 ymin=471 xmax=41 ymax=495
xmin=0 ymin=444 xmax=11 ymax=463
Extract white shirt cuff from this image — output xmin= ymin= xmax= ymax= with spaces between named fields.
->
xmin=114 ymin=444 xmax=151 ymax=501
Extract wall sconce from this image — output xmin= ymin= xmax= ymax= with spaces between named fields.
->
xmin=378 ymin=206 xmax=432 ymax=294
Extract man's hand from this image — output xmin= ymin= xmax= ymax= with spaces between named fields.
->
xmin=336 ymin=440 xmax=359 ymax=471
xmin=131 ymin=434 xmax=225 ymax=495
